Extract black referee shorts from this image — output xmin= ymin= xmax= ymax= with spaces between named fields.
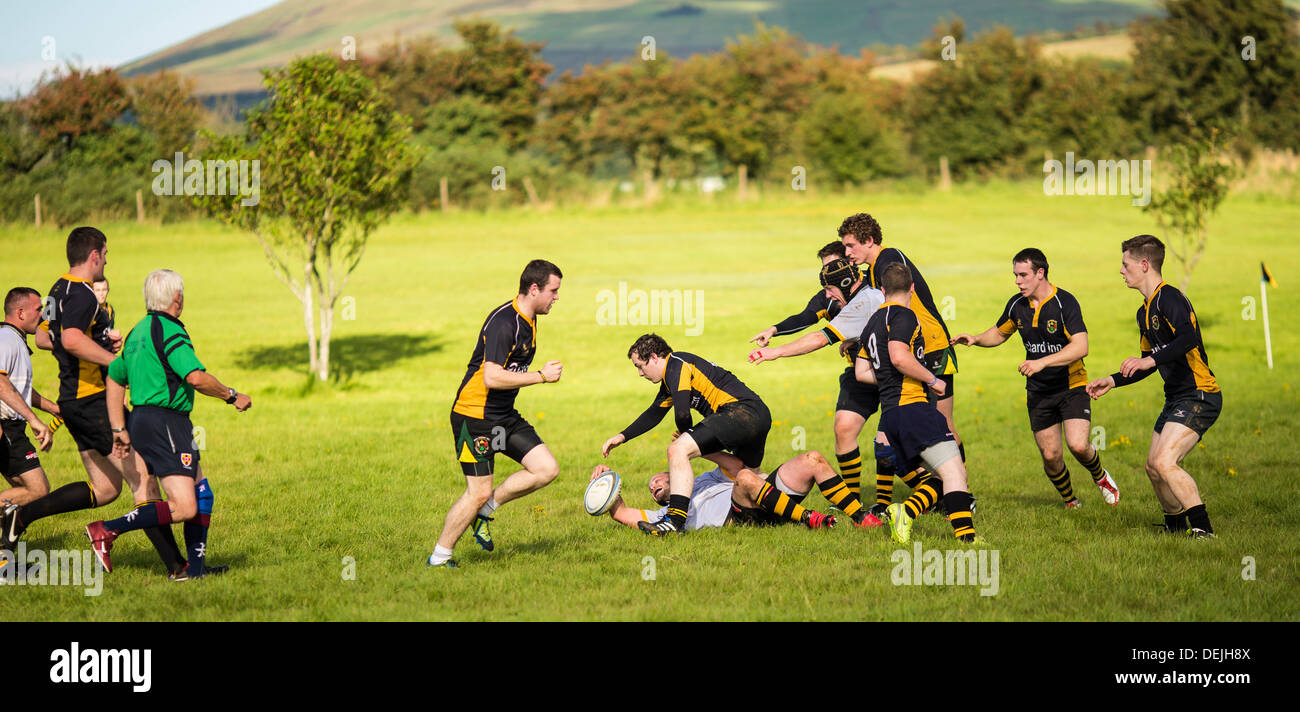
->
xmin=1 ymin=419 xmax=41 ymax=481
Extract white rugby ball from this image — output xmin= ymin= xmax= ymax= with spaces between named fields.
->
xmin=584 ymin=471 xmax=622 ymax=516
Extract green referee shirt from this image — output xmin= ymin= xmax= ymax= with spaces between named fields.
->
xmin=107 ymin=311 xmax=205 ymax=413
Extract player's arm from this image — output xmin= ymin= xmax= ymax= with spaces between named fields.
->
xmin=887 ymin=340 xmax=944 ymax=395
xmin=753 ymin=294 xmax=826 ymax=346
xmin=1021 ymin=332 xmax=1088 ymax=376
xmin=951 ymin=325 xmax=1010 ymax=347
xmin=61 ymin=326 xmax=118 ymax=366
xmin=106 ymin=372 xmax=131 ymax=457
xmin=853 ymin=348 xmax=877 ymax=384
xmin=483 ymin=360 xmax=562 ymax=389
xmin=671 ymin=371 xmax=695 ymax=434
xmin=0 ymin=371 xmax=52 ymax=450
xmin=34 ymin=321 xmax=52 ymax=351
xmin=749 ymin=329 xmax=830 ymax=364
xmin=1088 ymin=344 xmax=1155 ymax=399
xmin=30 ymin=387 xmax=59 ymax=416
xmin=1145 ymin=297 xmax=1200 ymax=369
xmin=604 ymin=388 xmax=670 ymax=456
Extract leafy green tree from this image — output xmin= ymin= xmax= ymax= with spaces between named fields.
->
xmin=1143 ymin=130 xmax=1237 ymax=291
xmin=130 ymin=70 xmax=204 ymax=157
xmin=195 ymin=55 xmax=415 ymax=381
xmin=1129 ymin=0 xmax=1300 ymax=151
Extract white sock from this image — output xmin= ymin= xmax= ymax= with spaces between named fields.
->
xmin=477 ymin=498 xmax=499 ymax=518
xmin=428 ymin=544 xmax=454 ymax=564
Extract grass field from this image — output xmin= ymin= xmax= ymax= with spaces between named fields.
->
xmin=0 ymin=181 xmax=1297 ymax=621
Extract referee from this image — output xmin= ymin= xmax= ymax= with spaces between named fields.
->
xmin=85 ymin=270 xmax=250 ymax=579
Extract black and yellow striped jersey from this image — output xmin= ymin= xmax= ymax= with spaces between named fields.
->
xmin=995 ymin=286 xmax=1088 ymax=393
xmin=1112 ymin=282 xmax=1219 ymax=399
xmin=772 ymin=291 xmax=840 ymax=336
xmin=857 ymin=302 xmax=930 ymax=412
xmin=619 ymin=352 xmax=763 ymax=440
xmin=42 ymin=274 xmax=110 ymax=402
xmin=452 ymin=298 xmax=537 ymax=421
xmin=865 ymin=248 xmax=955 ymax=372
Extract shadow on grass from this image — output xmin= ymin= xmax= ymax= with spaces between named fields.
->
xmin=235 ymin=332 xmax=446 ymax=387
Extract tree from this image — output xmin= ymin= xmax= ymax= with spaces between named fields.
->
xmin=1129 ymin=0 xmax=1300 ymax=151
xmin=130 ymin=70 xmax=204 ymax=156
xmin=22 ymin=63 xmax=130 ymax=152
xmin=1142 ymin=130 xmax=1237 ymax=291
xmin=194 ymin=55 xmax=414 ymax=381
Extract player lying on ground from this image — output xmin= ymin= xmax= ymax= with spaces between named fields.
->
xmin=950 ymin=247 xmax=1119 ymax=509
xmin=428 ymin=260 xmax=565 ymax=568
xmin=1086 ymin=235 xmax=1221 ymax=538
xmin=603 ymin=334 xmax=774 ymax=536
xmin=856 ymin=262 xmax=980 ymax=544
xmin=594 ymin=449 xmax=879 ymax=531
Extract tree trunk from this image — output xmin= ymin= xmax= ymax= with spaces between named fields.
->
xmin=303 ymin=262 xmax=318 ymax=377
xmin=318 ymin=297 xmax=334 ymax=381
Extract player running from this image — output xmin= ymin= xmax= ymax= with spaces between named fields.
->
xmin=951 ymin=248 xmax=1119 ymax=509
xmin=0 ymin=227 xmax=185 ymax=576
xmin=1086 ymin=236 xmax=1221 ymax=538
xmin=839 ymin=212 xmax=967 ymax=503
xmin=857 ymin=263 xmax=979 ymax=544
xmin=591 ymin=449 xmax=856 ymax=531
xmin=427 ymin=260 xmax=565 ymax=568
xmin=0 ymin=288 xmax=59 ymax=508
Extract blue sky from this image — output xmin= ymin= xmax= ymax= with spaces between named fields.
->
xmin=0 ymin=0 xmax=283 ymax=97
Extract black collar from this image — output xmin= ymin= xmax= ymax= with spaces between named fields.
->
xmin=148 ymin=310 xmax=186 ymax=329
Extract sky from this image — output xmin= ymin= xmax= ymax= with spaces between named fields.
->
xmin=0 ymin=0 xmax=283 ymax=97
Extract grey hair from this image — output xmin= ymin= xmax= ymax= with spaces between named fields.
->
xmin=143 ymin=269 xmax=184 ymax=311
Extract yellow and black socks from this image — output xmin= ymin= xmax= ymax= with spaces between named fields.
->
xmin=873 ymin=441 xmax=896 ymax=506
xmin=1185 ymin=504 xmax=1213 ymax=534
xmin=758 ymin=482 xmax=808 ymax=524
xmin=666 ymin=494 xmax=689 ymax=529
xmin=943 ymin=491 xmax=976 ymax=540
xmin=1046 ymin=465 xmax=1075 ymax=502
xmin=901 ymin=479 xmax=940 ymax=520
xmin=836 ymin=448 xmax=863 ymax=499
xmin=1077 ymin=450 xmax=1106 ymax=483
xmin=898 ymin=466 xmax=928 ymax=490
xmin=17 ymin=480 xmax=96 ymax=531
xmin=817 ymin=475 xmax=865 ymax=522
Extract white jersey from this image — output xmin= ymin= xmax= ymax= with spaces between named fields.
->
xmin=0 ymin=323 xmax=33 ymax=421
xmin=648 ymin=468 xmax=735 ymax=530
xmin=822 ymin=285 xmax=885 ymax=344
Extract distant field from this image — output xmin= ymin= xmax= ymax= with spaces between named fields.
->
xmin=0 ymin=181 xmax=1296 ymax=620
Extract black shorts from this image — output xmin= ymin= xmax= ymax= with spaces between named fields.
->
xmin=1027 ymin=387 xmax=1092 ymax=432
xmin=450 ymin=409 xmax=544 ymax=477
xmin=688 ymin=400 xmax=772 ymax=470
xmin=59 ymin=391 xmax=114 ymax=456
xmin=836 ymin=367 xmax=880 ymax=419
xmin=1 ymin=419 xmax=41 ymax=481
xmin=879 ymin=403 xmax=955 ymax=471
xmin=924 ymin=347 xmax=958 ymax=392
xmin=129 ymin=405 xmax=200 ymax=478
xmin=725 ymin=468 xmax=789 ymax=527
xmin=1154 ymin=391 xmax=1222 ymax=439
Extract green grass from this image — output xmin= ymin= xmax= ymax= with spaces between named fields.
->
xmin=1 ymin=180 xmax=1297 ymax=620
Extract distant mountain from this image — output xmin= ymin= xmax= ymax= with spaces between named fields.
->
xmin=121 ymin=0 xmax=1165 ymax=97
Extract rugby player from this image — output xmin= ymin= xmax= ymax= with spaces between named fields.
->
xmin=951 ymin=248 xmax=1119 ymax=508
xmin=86 ymin=270 xmax=246 ymax=579
xmin=1086 ymin=235 xmax=1220 ymax=538
xmin=748 ymin=242 xmax=925 ymax=509
xmin=0 ymin=227 xmax=185 ymax=575
xmin=427 ymin=260 xmax=564 ymax=568
xmin=857 ymin=263 xmax=979 ymax=544
xmin=591 ymin=449 xmax=850 ymax=531
xmin=603 ymin=334 xmax=832 ymax=534
xmin=0 ymin=288 xmax=58 ymax=507
xmin=839 ymin=212 xmax=967 ymax=506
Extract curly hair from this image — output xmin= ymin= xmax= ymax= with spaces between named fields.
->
xmin=837 ymin=213 xmax=882 ymax=246
xmin=628 ymin=333 xmax=672 ymax=362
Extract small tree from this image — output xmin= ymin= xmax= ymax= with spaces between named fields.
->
xmin=195 ymin=54 xmax=414 ymax=381
xmin=1143 ymin=131 xmax=1237 ymax=292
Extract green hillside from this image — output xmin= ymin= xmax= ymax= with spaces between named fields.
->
xmin=120 ymin=0 xmax=1163 ymax=96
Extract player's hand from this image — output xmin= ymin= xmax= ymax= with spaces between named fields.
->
xmin=1018 ymin=359 xmax=1045 ymax=376
xmin=748 ymin=347 xmax=777 ymax=364
xmin=838 ymin=339 xmax=858 ymax=358
xmin=601 ymin=433 xmax=625 ymax=458
xmin=670 ymin=429 xmax=681 ymax=441
xmin=1120 ymin=356 xmax=1154 ymax=378
xmin=109 ymin=330 xmax=124 ymax=354
xmin=112 ymin=429 xmax=132 ymax=459
xmin=590 ymin=463 xmax=613 ymax=481
xmin=951 ymin=333 xmax=976 ymax=346
xmin=232 ymin=393 xmax=252 ymax=411
xmin=28 ymin=418 xmax=52 ymax=452
xmin=540 ymin=360 xmax=563 ymax=384
xmin=749 ymin=327 xmax=776 ymax=348
xmin=1086 ymin=376 xmax=1114 ymax=399
xmin=928 ymin=377 xmax=947 ymax=397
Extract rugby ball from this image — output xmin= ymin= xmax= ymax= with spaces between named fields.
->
xmin=584 ymin=471 xmax=622 ymax=516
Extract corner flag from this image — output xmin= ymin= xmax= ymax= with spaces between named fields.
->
xmin=1261 ymin=262 xmax=1275 ymax=369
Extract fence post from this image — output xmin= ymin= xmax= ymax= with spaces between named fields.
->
xmin=523 ymin=177 xmax=541 ymax=207
xmin=439 ymin=177 xmax=449 ymax=213
xmin=136 ymin=189 xmax=145 ymax=223
xmin=35 ymin=194 xmax=41 ymax=228
xmin=738 ymin=165 xmax=748 ymax=200
xmin=939 ymin=156 xmax=951 ymax=191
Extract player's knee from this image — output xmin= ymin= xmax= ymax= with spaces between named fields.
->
xmin=1040 ymin=447 xmax=1063 ymax=466
xmin=93 ymin=482 xmax=121 ymax=506
xmin=833 ymin=419 xmax=858 ymax=440
xmin=1144 ymin=458 xmax=1163 ymax=480
xmin=26 ymin=479 xmax=49 ymax=499
xmin=804 ymin=451 xmax=828 ymax=469
xmin=666 ymin=438 xmax=692 ymax=459
xmin=1067 ymin=442 xmax=1091 ymax=460
xmin=171 ymin=500 xmax=197 ymax=521
xmin=533 ymin=460 xmax=560 ymax=485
